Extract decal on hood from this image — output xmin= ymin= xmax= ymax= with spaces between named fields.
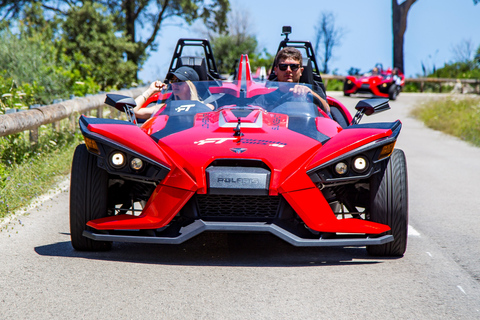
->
xmin=194 ymin=137 xmax=286 ymax=147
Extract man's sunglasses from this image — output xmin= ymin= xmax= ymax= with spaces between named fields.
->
xmin=278 ymin=63 xmax=300 ymax=71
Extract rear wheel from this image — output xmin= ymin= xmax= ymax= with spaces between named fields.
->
xmin=366 ymin=149 xmax=408 ymax=257
xmin=70 ymin=144 xmax=112 ymax=251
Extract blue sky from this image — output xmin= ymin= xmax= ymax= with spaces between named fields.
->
xmin=138 ymin=0 xmax=480 ymax=82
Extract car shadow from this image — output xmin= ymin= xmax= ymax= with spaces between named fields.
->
xmin=34 ymin=232 xmax=400 ymax=267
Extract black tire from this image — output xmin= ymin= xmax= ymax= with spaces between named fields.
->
xmin=388 ymin=84 xmax=398 ymax=100
xmin=70 ymin=144 xmax=112 ymax=251
xmin=366 ymin=149 xmax=408 ymax=257
xmin=343 ymin=81 xmax=351 ymax=96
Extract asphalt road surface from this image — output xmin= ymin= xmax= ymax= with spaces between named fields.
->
xmin=1 ymin=92 xmax=479 ymax=319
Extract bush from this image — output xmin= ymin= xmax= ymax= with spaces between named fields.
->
xmin=325 ymin=79 xmax=343 ymax=91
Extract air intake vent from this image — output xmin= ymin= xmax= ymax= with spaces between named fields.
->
xmin=196 ymin=194 xmax=280 ymax=219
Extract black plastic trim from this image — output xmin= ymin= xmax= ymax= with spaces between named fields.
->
xmin=83 ymin=220 xmax=393 ymax=247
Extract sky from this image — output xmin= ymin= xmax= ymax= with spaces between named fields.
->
xmin=138 ymin=0 xmax=480 ymax=82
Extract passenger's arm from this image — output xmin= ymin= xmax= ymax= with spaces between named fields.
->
xmin=133 ymin=81 xmax=167 ymax=119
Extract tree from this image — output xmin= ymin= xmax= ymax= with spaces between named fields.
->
xmin=313 ymin=12 xmax=345 ymax=74
xmin=208 ymin=6 xmax=273 ymax=74
xmin=0 ymin=0 xmax=230 ymax=78
xmin=392 ymin=0 xmax=479 ymax=74
xmin=392 ymin=0 xmax=417 ymax=74
xmin=451 ymin=39 xmax=476 ymax=64
xmin=60 ymin=2 xmax=138 ymax=89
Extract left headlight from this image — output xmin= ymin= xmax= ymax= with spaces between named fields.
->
xmin=110 ymin=152 xmax=126 ymax=169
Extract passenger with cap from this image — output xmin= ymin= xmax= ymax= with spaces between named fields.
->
xmin=133 ymin=66 xmax=213 ymax=119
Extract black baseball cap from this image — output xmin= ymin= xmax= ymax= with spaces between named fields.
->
xmin=167 ymin=66 xmax=199 ymax=82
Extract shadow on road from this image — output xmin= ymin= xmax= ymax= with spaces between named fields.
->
xmin=34 ymin=232 xmax=400 ymax=267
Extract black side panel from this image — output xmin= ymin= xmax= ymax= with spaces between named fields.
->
xmin=150 ymin=116 xmax=196 ymax=141
xmin=80 ymin=116 xmax=134 ymax=127
xmin=288 ymin=117 xmax=330 ymax=143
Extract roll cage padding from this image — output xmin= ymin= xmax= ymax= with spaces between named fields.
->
xmin=176 ymin=56 xmax=210 ymax=81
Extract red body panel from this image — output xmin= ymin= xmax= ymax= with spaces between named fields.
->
xmin=86 ymin=104 xmax=396 ymax=234
xmin=84 ymin=56 xmax=399 ymax=236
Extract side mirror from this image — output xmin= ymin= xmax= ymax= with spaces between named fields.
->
xmin=105 ymin=94 xmax=136 ymax=112
xmin=351 ymin=98 xmax=390 ymax=125
xmin=105 ymin=93 xmax=137 ymax=124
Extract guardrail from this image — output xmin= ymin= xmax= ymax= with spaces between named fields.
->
xmin=0 ymin=87 xmax=146 ymax=139
xmin=322 ymin=75 xmax=480 ymax=94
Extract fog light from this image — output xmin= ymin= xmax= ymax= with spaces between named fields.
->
xmin=335 ymin=162 xmax=348 ymax=175
xmin=130 ymin=158 xmax=143 ymax=171
xmin=110 ymin=152 xmax=126 ymax=168
xmin=353 ymin=156 xmax=368 ymax=173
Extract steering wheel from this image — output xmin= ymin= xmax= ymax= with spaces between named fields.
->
xmin=276 ymin=90 xmax=313 ymax=106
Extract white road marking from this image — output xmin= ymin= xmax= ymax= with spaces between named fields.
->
xmin=0 ymin=178 xmax=70 ymax=229
xmin=408 ymin=224 xmax=421 ymax=237
xmin=457 ymin=285 xmax=466 ymax=295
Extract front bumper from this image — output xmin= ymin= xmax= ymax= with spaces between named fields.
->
xmin=83 ymin=219 xmax=393 ymax=247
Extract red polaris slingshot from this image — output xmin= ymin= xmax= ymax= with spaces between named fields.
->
xmin=70 ymin=31 xmax=408 ymax=257
xmin=343 ymin=63 xmax=405 ymax=100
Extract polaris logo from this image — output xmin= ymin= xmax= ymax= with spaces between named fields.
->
xmin=217 ymin=178 xmax=260 ymax=184
xmin=230 ymin=147 xmax=247 ymax=154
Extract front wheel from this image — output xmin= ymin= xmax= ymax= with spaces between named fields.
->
xmin=343 ymin=81 xmax=351 ymax=96
xmin=388 ymin=84 xmax=398 ymax=100
xmin=69 ymin=144 xmax=112 ymax=251
xmin=366 ymin=149 xmax=408 ymax=257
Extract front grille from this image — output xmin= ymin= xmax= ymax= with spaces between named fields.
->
xmin=196 ymin=194 xmax=281 ymax=219
xmin=360 ymin=84 xmax=371 ymax=89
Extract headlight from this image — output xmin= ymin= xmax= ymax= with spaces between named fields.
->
xmin=335 ymin=162 xmax=348 ymax=175
xmin=352 ymin=156 xmax=369 ymax=173
xmin=130 ymin=158 xmax=144 ymax=171
xmin=110 ymin=152 xmax=126 ymax=168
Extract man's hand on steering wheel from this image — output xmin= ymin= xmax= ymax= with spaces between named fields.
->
xmin=289 ymin=84 xmax=312 ymax=98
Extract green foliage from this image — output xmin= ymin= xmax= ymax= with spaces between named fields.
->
xmin=250 ymin=49 xmax=275 ymax=74
xmin=60 ymin=2 xmax=138 ymax=90
xmin=431 ymin=61 xmax=480 ymax=79
xmin=0 ymin=29 xmax=68 ymax=105
xmin=0 ymin=72 xmax=39 ymax=112
xmin=211 ymin=34 xmax=259 ymax=74
xmin=0 ymin=139 xmax=79 ymax=218
xmin=325 ymin=79 xmax=343 ymax=91
xmin=0 ymin=121 xmax=83 ymax=218
xmin=411 ymin=96 xmax=480 ymax=147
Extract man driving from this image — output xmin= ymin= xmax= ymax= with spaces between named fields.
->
xmin=256 ymin=47 xmax=330 ymax=115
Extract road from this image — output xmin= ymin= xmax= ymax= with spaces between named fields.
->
xmin=1 ymin=92 xmax=479 ymax=319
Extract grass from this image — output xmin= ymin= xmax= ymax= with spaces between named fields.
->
xmin=410 ymin=95 xmax=480 ymax=147
xmin=0 ymin=140 xmax=79 ymax=219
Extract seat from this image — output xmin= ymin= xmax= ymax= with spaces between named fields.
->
xmin=176 ymin=56 xmax=211 ymax=81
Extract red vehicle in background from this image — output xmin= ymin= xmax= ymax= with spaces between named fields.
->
xmin=343 ymin=63 xmax=405 ymax=100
